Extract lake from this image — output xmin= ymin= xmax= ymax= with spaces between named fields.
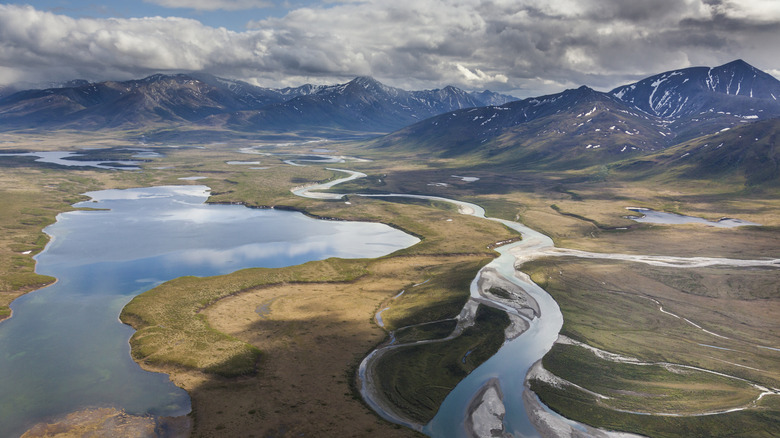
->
xmin=0 ymin=185 xmax=419 ymax=437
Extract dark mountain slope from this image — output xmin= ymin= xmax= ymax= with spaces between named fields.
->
xmin=0 ymin=74 xmax=515 ymax=134
xmin=614 ymin=117 xmax=780 ymax=187
xmin=371 ymin=86 xmax=669 ymax=169
xmin=0 ymin=74 xmax=275 ymax=129
xmin=207 ymin=76 xmax=515 ymax=133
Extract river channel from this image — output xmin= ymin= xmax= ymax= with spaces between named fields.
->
xmin=0 ymin=184 xmax=418 ymax=437
xmin=296 ymin=167 xmax=777 ymax=438
xmin=295 ymin=170 xmax=568 ymax=437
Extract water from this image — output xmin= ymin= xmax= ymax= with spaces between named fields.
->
xmin=291 ymin=171 xmax=568 ymax=437
xmin=0 ymin=151 xmax=141 ymax=170
xmin=0 ymin=185 xmax=418 ymax=437
xmin=626 ymin=208 xmax=760 ymax=227
xmin=352 ymin=194 xmax=565 ymax=437
xmin=422 ymin=212 xmax=563 ymax=437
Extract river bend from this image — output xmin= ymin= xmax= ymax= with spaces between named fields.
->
xmin=295 ymin=167 xmax=779 ymax=438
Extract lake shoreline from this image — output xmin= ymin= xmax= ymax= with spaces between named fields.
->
xmin=8 ymin=183 xmax=417 ymax=437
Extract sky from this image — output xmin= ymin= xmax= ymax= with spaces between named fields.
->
xmin=1 ymin=0 xmax=779 ymax=97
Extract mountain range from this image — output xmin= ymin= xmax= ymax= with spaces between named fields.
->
xmin=0 ymin=74 xmax=515 ymax=134
xmin=371 ymin=60 xmax=780 ymax=177
xmin=0 ymin=59 xmax=778 ymax=186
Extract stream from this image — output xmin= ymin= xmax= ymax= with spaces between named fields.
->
xmin=294 ymin=167 xmax=779 ymax=438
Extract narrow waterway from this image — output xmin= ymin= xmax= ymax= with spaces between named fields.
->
xmin=295 ymin=170 xmax=566 ymax=437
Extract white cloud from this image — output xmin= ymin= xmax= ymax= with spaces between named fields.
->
xmin=0 ymin=1 xmax=777 ymax=97
xmin=710 ymin=0 xmax=780 ymax=22
xmin=456 ymin=64 xmax=508 ymax=85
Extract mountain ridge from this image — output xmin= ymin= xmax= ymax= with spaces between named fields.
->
xmin=0 ymin=74 xmax=517 ymax=134
xmin=371 ymin=85 xmax=670 ymax=168
xmin=609 ymin=59 xmax=780 ymax=142
xmin=368 ymin=60 xmax=780 ymax=179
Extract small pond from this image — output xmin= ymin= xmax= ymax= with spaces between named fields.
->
xmin=626 ymin=208 xmax=760 ymax=227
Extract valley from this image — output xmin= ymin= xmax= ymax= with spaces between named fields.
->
xmin=0 ymin=59 xmax=778 ymax=438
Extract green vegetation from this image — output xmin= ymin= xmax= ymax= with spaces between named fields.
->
xmin=394 ymin=320 xmax=457 ymax=344
xmin=525 ymin=255 xmax=780 ymax=436
xmin=374 ymin=305 xmax=510 ymax=423
xmin=121 ymin=258 xmax=368 ymax=377
xmin=530 ymin=379 xmax=780 ymax=438
xmin=542 ymin=343 xmax=760 ymax=414
xmin=524 ymin=257 xmax=780 ymax=385
xmin=379 ymin=258 xmax=490 ymax=330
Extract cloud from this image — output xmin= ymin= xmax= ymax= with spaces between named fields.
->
xmin=0 ymin=1 xmax=778 ymax=96
xmin=456 ymin=64 xmax=508 ymax=85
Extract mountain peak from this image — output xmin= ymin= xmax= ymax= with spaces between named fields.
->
xmin=344 ymin=76 xmax=395 ymax=95
xmin=610 ymin=60 xmax=780 ymax=119
xmin=719 ymin=59 xmax=751 ymax=70
xmin=708 ymin=59 xmax=769 ymax=82
xmin=573 ymin=85 xmax=598 ymax=95
xmin=350 ymin=76 xmax=382 ymax=87
xmin=564 ymin=85 xmax=600 ymax=99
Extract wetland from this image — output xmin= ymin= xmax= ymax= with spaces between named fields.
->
xmin=0 ymin=137 xmax=778 ymax=438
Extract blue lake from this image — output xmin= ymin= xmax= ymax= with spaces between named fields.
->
xmin=0 ymin=185 xmax=419 ymax=437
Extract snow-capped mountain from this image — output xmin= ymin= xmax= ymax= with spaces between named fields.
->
xmin=369 ymin=60 xmax=780 ymax=172
xmin=611 ymin=60 xmax=780 ymax=117
xmin=610 ymin=60 xmax=780 ymax=141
